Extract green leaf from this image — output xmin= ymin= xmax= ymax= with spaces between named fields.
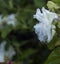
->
xmin=34 ymin=0 xmax=46 ymax=8
xmin=52 ymin=0 xmax=60 ymax=6
xmin=47 ymin=1 xmax=60 ymax=11
xmin=47 ymin=34 xmax=57 ymax=49
xmin=16 ymin=8 xmax=35 ymax=31
xmin=20 ymin=48 xmax=37 ymax=60
xmin=8 ymin=0 xmax=13 ymax=9
xmin=1 ymin=25 xmax=12 ymax=38
xmin=45 ymin=47 xmax=60 ymax=64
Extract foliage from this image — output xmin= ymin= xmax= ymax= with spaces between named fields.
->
xmin=45 ymin=47 xmax=60 ymax=64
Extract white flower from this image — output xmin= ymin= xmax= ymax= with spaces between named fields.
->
xmin=0 ymin=41 xmax=16 ymax=62
xmin=2 ymin=14 xmax=16 ymax=26
xmin=0 ymin=14 xmax=16 ymax=30
xmin=34 ymin=7 xmax=58 ymax=43
xmin=5 ymin=46 xmax=16 ymax=60
xmin=6 ymin=14 xmax=16 ymax=26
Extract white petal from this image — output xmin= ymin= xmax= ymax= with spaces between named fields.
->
xmin=34 ymin=23 xmax=48 ymax=42
xmin=42 ymin=7 xmax=58 ymax=24
xmin=33 ymin=8 xmax=43 ymax=22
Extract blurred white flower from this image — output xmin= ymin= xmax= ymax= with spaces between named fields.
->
xmin=6 ymin=14 xmax=16 ymax=26
xmin=0 ymin=41 xmax=16 ymax=62
xmin=34 ymin=7 xmax=58 ymax=43
xmin=5 ymin=46 xmax=16 ymax=60
xmin=2 ymin=14 xmax=16 ymax=26
xmin=0 ymin=14 xmax=16 ymax=30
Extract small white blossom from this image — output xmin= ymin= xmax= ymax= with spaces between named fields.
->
xmin=5 ymin=46 xmax=16 ymax=60
xmin=2 ymin=14 xmax=16 ymax=26
xmin=0 ymin=41 xmax=16 ymax=62
xmin=0 ymin=14 xmax=16 ymax=30
xmin=34 ymin=7 xmax=58 ymax=43
xmin=6 ymin=14 xmax=16 ymax=26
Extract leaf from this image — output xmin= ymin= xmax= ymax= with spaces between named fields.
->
xmin=16 ymin=8 xmax=35 ymax=31
xmin=47 ymin=1 xmax=60 ymax=11
xmin=47 ymin=34 xmax=57 ymax=49
xmin=8 ymin=0 xmax=13 ymax=9
xmin=45 ymin=47 xmax=60 ymax=64
xmin=34 ymin=0 xmax=46 ymax=8
xmin=20 ymin=48 xmax=37 ymax=60
xmin=1 ymin=25 xmax=12 ymax=38
xmin=52 ymin=0 xmax=60 ymax=6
